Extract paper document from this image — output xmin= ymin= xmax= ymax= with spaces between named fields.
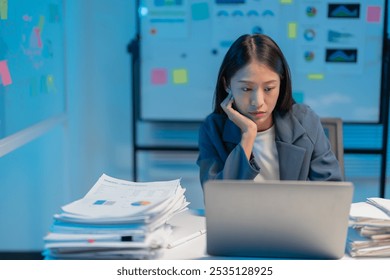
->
xmin=350 ymin=202 xmax=390 ymax=222
xmin=43 ymin=173 xmax=189 ymax=260
xmin=348 ymin=198 xmax=390 ymax=257
xmin=367 ymin=197 xmax=390 ymax=217
xmin=61 ymin=174 xmax=182 ymax=219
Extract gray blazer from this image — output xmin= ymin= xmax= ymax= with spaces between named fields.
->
xmin=197 ymin=104 xmax=343 ymax=188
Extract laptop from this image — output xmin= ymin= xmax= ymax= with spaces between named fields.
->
xmin=204 ymin=180 xmax=354 ymax=259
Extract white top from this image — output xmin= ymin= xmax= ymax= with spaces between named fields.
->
xmin=252 ymin=125 xmax=280 ymax=181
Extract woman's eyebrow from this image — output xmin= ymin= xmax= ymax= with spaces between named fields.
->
xmin=264 ymin=80 xmax=279 ymax=85
xmin=237 ymin=79 xmax=278 ymax=84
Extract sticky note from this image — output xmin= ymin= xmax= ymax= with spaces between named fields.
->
xmin=307 ymin=73 xmax=324 ymax=80
xmin=0 ymin=60 xmax=12 ymax=86
xmin=22 ymin=14 xmax=32 ymax=22
xmin=0 ymin=0 xmax=8 ymax=20
xmin=280 ymin=0 xmax=292 ymax=4
xmin=173 ymin=69 xmax=188 ymax=84
xmin=38 ymin=15 xmax=45 ymax=33
xmin=191 ymin=2 xmax=209 ymax=21
xmin=47 ymin=75 xmax=56 ymax=93
xmin=288 ymin=22 xmax=297 ymax=38
xmin=151 ymin=68 xmax=167 ymax=85
xmin=33 ymin=27 xmax=43 ymax=48
xmin=367 ymin=6 xmax=381 ymax=23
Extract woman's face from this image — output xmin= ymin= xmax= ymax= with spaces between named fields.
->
xmin=228 ymin=61 xmax=280 ymax=132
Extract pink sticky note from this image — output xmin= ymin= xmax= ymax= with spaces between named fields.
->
xmin=34 ymin=27 xmax=43 ymax=48
xmin=151 ymin=68 xmax=167 ymax=85
xmin=367 ymin=6 xmax=381 ymax=23
xmin=0 ymin=60 xmax=12 ymax=86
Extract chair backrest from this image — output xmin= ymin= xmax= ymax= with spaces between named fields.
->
xmin=320 ymin=118 xmax=345 ymax=180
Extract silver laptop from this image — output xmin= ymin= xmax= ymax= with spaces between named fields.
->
xmin=204 ymin=180 xmax=354 ymax=259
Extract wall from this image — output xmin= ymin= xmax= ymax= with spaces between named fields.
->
xmin=65 ymin=0 xmax=134 ymax=200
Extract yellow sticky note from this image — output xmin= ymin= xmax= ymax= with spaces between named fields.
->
xmin=38 ymin=15 xmax=45 ymax=33
xmin=0 ymin=0 xmax=8 ymax=20
xmin=173 ymin=69 xmax=188 ymax=84
xmin=288 ymin=22 xmax=297 ymax=38
xmin=307 ymin=74 xmax=324 ymax=80
xmin=47 ymin=74 xmax=57 ymax=93
xmin=280 ymin=0 xmax=292 ymax=3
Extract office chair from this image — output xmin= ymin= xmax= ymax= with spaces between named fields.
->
xmin=320 ymin=118 xmax=345 ymax=180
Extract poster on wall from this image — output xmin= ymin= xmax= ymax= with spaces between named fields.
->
xmin=138 ymin=0 xmax=387 ymax=123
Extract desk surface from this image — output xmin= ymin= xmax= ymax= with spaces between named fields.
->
xmin=162 ymin=210 xmax=207 ymax=260
xmin=162 ymin=210 xmax=360 ymax=260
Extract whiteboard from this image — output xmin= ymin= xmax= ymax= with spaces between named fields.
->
xmin=138 ymin=0 xmax=387 ymax=123
xmin=0 ymin=0 xmax=65 ymax=138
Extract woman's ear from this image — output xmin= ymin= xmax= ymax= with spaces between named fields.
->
xmin=223 ymin=78 xmax=230 ymax=93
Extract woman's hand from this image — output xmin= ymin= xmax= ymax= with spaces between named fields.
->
xmin=220 ymin=93 xmax=257 ymax=135
xmin=220 ymin=94 xmax=257 ymax=160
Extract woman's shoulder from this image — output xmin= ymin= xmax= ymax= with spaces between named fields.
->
xmin=284 ymin=103 xmax=322 ymax=137
xmin=201 ymin=112 xmax=228 ymax=129
xmin=198 ymin=112 xmax=229 ymax=141
xmin=291 ymin=103 xmax=321 ymax=123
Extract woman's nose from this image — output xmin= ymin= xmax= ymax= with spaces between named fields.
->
xmin=251 ymin=90 xmax=264 ymax=107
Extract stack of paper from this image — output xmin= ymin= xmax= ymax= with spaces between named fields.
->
xmin=42 ymin=174 xmax=189 ymax=259
xmin=348 ymin=197 xmax=390 ymax=257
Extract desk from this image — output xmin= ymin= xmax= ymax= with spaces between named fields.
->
xmin=161 ymin=210 xmax=360 ymax=260
xmin=162 ymin=210 xmax=207 ymax=260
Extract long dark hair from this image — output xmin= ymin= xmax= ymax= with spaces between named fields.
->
xmin=213 ymin=34 xmax=294 ymax=114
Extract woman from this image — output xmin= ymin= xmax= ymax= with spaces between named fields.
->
xmin=197 ymin=34 xmax=342 ymax=188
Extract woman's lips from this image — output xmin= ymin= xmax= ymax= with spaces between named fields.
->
xmin=249 ymin=111 xmax=266 ymax=118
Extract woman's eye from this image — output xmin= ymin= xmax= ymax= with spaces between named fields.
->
xmin=242 ymin=87 xmax=251 ymax=92
xmin=264 ymin=87 xmax=273 ymax=92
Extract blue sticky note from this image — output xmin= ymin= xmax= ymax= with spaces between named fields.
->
xmin=192 ymin=2 xmax=209 ymax=21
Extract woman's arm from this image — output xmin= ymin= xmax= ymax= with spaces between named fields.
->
xmin=196 ymin=117 xmax=260 ymax=189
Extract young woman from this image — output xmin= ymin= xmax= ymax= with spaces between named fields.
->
xmin=197 ymin=34 xmax=342 ymax=188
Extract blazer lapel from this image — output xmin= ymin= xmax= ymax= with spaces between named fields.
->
xmin=274 ymin=111 xmax=307 ymax=180
xmin=276 ymin=142 xmax=306 ymax=180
